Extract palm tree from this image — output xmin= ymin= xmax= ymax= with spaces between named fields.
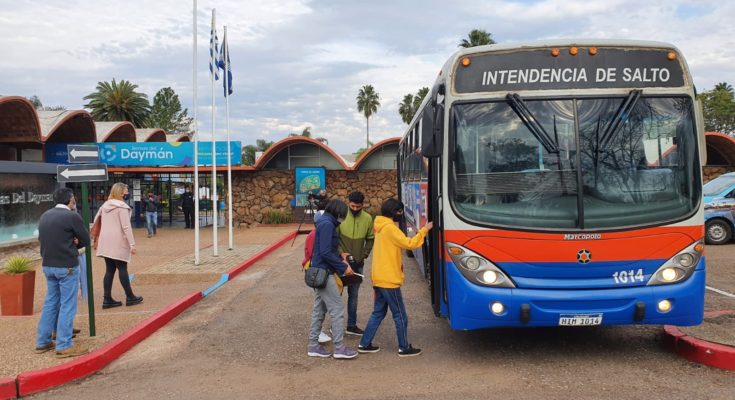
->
xmin=83 ymin=79 xmax=150 ymax=127
xmin=356 ymin=85 xmax=381 ymax=149
xmin=414 ymin=87 xmax=429 ymax=110
xmin=398 ymin=94 xmax=415 ymax=124
xmin=459 ymin=29 xmax=496 ymax=48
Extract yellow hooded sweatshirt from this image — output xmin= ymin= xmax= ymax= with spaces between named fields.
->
xmin=371 ymin=216 xmax=429 ymax=289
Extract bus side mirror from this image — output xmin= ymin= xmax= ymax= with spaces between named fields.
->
xmin=421 ymin=88 xmax=445 ymax=158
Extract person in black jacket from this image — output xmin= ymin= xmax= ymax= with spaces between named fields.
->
xmin=307 ymin=199 xmax=358 ymax=359
xmin=35 ymin=187 xmax=90 ymax=359
xmin=142 ymin=192 xmax=159 ymax=237
xmin=181 ymin=186 xmax=195 ymax=229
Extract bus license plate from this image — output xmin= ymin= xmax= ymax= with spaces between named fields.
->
xmin=559 ymin=314 xmax=603 ymax=326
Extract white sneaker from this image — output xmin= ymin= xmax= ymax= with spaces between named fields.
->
xmin=318 ymin=331 xmax=332 ymax=344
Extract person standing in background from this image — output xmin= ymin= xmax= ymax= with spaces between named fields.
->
xmin=36 ymin=187 xmax=90 ymax=358
xmin=181 ymin=186 xmax=195 ymax=229
xmin=93 ymin=182 xmax=143 ymax=309
xmin=142 ymin=192 xmax=159 ymax=238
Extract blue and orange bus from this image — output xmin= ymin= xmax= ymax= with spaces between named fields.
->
xmin=398 ymin=40 xmax=706 ymax=330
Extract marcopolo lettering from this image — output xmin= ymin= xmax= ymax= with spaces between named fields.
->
xmin=563 ymin=233 xmax=602 ymax=240
xmin=120 ymin=148 xmax=174 ymax=161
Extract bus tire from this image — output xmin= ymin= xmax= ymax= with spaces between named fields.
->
xmin=705 ymin=219 xmax=732 ymax=245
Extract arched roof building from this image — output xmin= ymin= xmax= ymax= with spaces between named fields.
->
xmin=705 ymin=132 xmax=735 ymax=166
xmin=135 ymin=128 xmax=167 ymax=142
xmin=255 ymin=136 xmax=350 ymax=170
xmin=353 ymin=138 xmax=399 ymax=170
xmin=37 ymin=110 xmax=96 ymax=143
xmin=167 ymin=133 xmax=191 ymax=142
xmin=95 ymin=121 xmax=136 ymax=142
xmin=0 ymin=96 xmax=41 ymax=144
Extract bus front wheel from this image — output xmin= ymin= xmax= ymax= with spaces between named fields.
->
xmin=705 ymin=219 xmax=732 ymax=245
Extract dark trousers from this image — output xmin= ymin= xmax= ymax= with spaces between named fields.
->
xmin=183 ymin=207 xmax=194 ymax=228
xmin=103 ymin=257 xmax=135 ymax=300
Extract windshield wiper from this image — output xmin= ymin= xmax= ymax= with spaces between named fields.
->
xmin=506 ymin=93 xmax=559 ymax=154
xmin=598 ymin=89 xmax=642 ymax=149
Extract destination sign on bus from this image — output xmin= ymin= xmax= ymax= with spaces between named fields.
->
xmin=455 ymin=48 xmax=685 ymax=93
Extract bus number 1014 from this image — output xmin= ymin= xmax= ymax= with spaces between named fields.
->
xmin=612 ymin=269 xmax=644 ymax=284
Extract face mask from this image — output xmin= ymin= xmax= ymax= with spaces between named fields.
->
xmin=350 ymin=208 xmax=361 ymax=216
xmin=393 ymin=214 xmax=403 ymax=222
xmin=337 ymin=217 xmax=345 ymax=224
xmin=123 ymin=194 xmax=130 ymax=201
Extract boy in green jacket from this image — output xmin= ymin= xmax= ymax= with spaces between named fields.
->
xmin=337 ymin=191 xmax=374 ymax=336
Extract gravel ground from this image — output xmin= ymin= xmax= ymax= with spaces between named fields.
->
xmin=0 ymin=225 xmax=295 ymax=378
xmin=32 ymin=235 xmax=735 ymax=400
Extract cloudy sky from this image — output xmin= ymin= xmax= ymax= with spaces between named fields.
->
xmin=1 ymin=0 xmax=734 ymax=153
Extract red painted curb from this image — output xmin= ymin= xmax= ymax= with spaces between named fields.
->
xmin=16 ymin=291 xmax=203 ymax=397
xmin=663 ymin=310 xmax=735 ymax=371
xmin=0 ymin=378 xmax=15 ymax=400
xmin=227 ymin=230 xmax=298 ymax=278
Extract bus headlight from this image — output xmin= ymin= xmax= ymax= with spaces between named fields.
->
xmin=647 ymin=239 xmax=703 ymax=286
xmin=446 ymin=243 xmax=515 ymax=288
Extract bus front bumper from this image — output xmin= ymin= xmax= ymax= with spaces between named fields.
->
xmin=444 ymin=262 xmax=705 ymax=331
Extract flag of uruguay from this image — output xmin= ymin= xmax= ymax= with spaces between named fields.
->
xmin=218 ymin=30 xmax=233 ymax=96
xmin=209 ymin=15 xmax=219 ymax=80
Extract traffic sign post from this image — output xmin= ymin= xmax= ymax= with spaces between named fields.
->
xmin=67 ymin=144 xmax=100 ymax=163
xmin=61 ymin=149 xmax=108 ymax=337
xmin=57 ymin=164 xmax=108 ymax=183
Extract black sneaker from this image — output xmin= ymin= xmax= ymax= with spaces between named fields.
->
xmin=102 ymin=299 xmax=122 ymax=309
xmin=126 ymin=296 xmax=144 ymax=306
xmin=346 ymin=326 xmax=364 ymax=336
xmin=398 ymin=345 xmax=422 ymax=357
xmin=357 ymin=344 xmax=380 ymax=353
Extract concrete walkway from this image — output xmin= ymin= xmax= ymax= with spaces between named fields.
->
xmin=0 ymin=224 xmax=297 ymax=378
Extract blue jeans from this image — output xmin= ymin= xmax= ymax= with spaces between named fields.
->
xmin=37 ymin=266 xmax=79 ymax=351
xmin=359 ymin=287 xmax=409 ymax=351
xmin=146 ymin=211 xmax=157 ymax=235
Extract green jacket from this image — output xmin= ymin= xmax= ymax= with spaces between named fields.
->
xmin=337 ymin=209 xmax=375 ymax=264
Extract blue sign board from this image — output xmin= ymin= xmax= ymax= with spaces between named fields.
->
xmin=46 ymin=142 xmax=241 ymax=167
xmin=295 ymin=167 xmax=326 ymax=207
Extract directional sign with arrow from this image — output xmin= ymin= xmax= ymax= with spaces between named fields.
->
xmin=67 ymin=144 xmax=100 ymax=163
xmin=57 ymin=163 xmax=108 ymax=183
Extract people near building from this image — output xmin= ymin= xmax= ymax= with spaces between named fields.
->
xmin=358 ymin=198 xmax=432 ymax=357
xmin=181 ymin=186 xmax=195 ymax=229
xmin=337 ymin=191 xmax=375 ymax=336
xmin=36 ymin=187 xmax=90 ymax=358
xmin=93 ymin=182 xmax=143 ymax=309
xmin=307 ymin=199 xmax=358 ymax=359
xmin=142 ymin=191 xmax=159 ymax=238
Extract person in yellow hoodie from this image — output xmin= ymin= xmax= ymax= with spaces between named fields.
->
xmin=358 ymin=198 xmax=433 ymax=357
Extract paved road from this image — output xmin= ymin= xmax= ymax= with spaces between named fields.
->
xmin=33 ymin=238 xmax=735 ymax=400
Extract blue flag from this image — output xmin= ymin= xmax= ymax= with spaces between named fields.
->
xmin=218 ymin=29 xmax=233 ymax=96
xmin=209 ymin=14 xmax=219 ymax=80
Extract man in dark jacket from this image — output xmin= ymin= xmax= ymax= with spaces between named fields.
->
xmin=36 ymin=187 xmax=90 ymax=359
xmin=181 ymin=186 xmax=195 ymax=229
xmin=142 ymin=192 xmax=159 ymax=237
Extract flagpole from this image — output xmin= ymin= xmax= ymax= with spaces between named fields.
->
xmin=211 ymin=8 xmax=219 ymax=257
xmin=224 ymin=25 xmax=234 ymax=250
xmin=193 ymin=0 xmax=200 ymax=265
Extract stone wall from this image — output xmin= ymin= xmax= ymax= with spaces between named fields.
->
xmin=232 ymin=169 xmax=397 ymax=227
xmin=703 ymin=166 xmax=735 ymax=183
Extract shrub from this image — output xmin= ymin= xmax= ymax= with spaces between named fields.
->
xmin=2 ymin=256 xmax=33 ymax=274
xmin=263 ymin=210 xmax=293 ymax=224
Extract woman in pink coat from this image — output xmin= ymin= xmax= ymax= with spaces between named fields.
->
xmin=93 ymin=183 xmax=143 ymax=309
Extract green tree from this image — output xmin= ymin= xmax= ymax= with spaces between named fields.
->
xmin=398 ymin=87 xmax=430 ymax=125
xmin=398 ymin=94 xmax=415 ymax=124
xmin=356 ymin=84 xmax=381 ymax=149
xmin=459 ymin=29 xmax=496 ymax=48
xmin=83 ymin=79 xmax=150 ymax=127
xmin=146 ymin=87 xmax=193 ymax=133
xmin=27 ymin=95 xmax=66 ymax=111
xmin=699 ymin=82 xmax=735 ymax=134
xmin=241 ymin=139 xmax=274 ymax=166
xmin=289 ymin=126 xmax=328 ymax=144
xmin=354 ymin=141 xmax=375 ymax=158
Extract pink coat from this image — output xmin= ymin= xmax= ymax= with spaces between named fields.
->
xmin=93 ymin=199 xmax=136 ymax=262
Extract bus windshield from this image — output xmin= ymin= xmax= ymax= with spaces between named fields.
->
xmin=451 ymin=96 xmax=700 ymax=230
